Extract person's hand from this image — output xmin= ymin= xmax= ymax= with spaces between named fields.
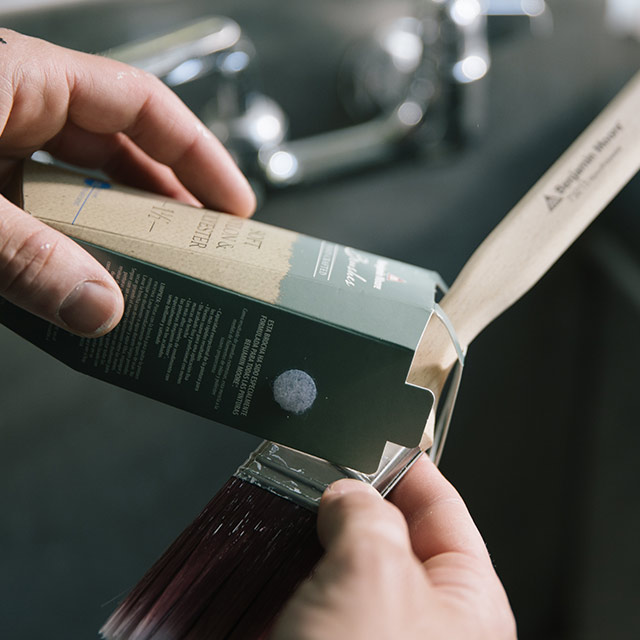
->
xmin=0 ymin=29 xmax=255 ymax=337
xmin=271 ymin=454 xmax=517 ymax=640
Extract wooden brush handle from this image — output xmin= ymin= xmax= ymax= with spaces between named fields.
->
xmin=409 ymin=70 xmax=640 ymax=425
xmin=440 ymin=71 xmax=640 ymax=352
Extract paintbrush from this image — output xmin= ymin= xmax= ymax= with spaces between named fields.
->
xmin=101 ymin=70 xmax=640 ymax=639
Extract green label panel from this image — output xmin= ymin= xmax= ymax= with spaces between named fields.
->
xmin=0 ymin=242 xmax=433 ymax=472
xmin=280 ymin=236 xmax=441 ymax=349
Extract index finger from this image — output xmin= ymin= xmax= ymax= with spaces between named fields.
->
xmin=63 ymin=45 xmax=256 ymax=216
xmin=388 ymin=454 xmax=491 ymax=565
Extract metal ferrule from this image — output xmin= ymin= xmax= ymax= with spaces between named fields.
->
xmin=234 ymin=342 xmax=464 ymax=511
xmin=234 ymin=441 xmax=424 ymax=511
xmin=234 ymin=303 xmax=463 ymax=511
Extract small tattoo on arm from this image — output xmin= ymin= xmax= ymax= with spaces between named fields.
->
xmin=0 ymin=38 xmax=7 ymax=45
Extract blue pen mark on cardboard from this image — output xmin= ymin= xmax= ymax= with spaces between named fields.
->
xmin=72 ymin=178 xmax=111 ymax=224
xmin=85 ymin=178 xmax=111 ymax=190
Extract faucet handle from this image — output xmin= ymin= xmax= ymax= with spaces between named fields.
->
xmin=483 ymin=0 xmax=553 ymax=38
xmin=258 ymin=0 xmax=491 ymax=187
xmin=104 ymin=17 xmax=288 ymax=172
xmin=105 ymin=16 xmax=242 ymax=84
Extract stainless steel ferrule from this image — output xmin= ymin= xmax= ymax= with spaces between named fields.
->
xmin=234 ymin=440 xmax=424 ymax=511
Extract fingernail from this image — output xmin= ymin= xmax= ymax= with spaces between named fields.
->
xmin=57 ymin=281 xmax=120 ymax=336
xmin=324 ymin=479 xmax=381 ymax=499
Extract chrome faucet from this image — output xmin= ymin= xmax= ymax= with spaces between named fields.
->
xmin=105 ymin=2 xmax=550 ymax=192
xmin=105 ymin=16 xmax=288 ymax=168
xmin=259 ymin=0 xmax=491 ymax=186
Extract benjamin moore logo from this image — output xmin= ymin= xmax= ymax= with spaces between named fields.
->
xmin=545 ymin=193 xmax=563 ymax=211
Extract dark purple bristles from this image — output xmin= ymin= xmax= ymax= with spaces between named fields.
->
xmin=101 ymin=477 xmax=323 ymax=640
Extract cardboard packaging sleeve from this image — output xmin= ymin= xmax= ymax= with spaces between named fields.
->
xmin=0 ymin=161 xmax=444 ymax=472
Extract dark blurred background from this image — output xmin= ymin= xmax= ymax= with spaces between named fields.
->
xmin=1 ymin=0 xmax=639 ymax=638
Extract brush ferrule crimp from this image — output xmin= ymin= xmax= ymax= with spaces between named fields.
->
xmin=234 ymin=441 xmax=423 ymax=511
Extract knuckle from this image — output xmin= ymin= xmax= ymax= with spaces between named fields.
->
xmin=0 ymin=224 xmax=58 ymax=301
xmin=144 ymin=71 xmax=167 ymax=92
xmin=0 ymin=28 xmax=19 ymax=41
xmin=332 ymin=530 xmax=415 ymax=589
xmin=331 ymin=536 xmax=389 ymax=575
xmin=469 ymin=580 xmax=518 ymax=640
xmin=330 ymin=497 xmax=411 ymax=563
xmin=360 ymin=513 xmax=410 ymax=552
xmin=491 ymin=597 xmax=518 ymax=640
xmin=338 ymin=492 xmax=408 ymax=535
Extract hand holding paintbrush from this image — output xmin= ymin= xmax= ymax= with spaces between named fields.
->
xmin=102 ymin=70 xmax=640 ymax=640
xmin=270 ymin=455 xmax=516 ymax=640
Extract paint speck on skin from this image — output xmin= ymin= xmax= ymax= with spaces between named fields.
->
xmin=116 ymin=69 xmax=142 ymax=81
xmin=196 ymin=122 xmax=213 ymax=139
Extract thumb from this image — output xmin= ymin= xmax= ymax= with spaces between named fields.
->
xmin=272 ymin=481 xmax=423 ymax=640
xmin=318 ymin=479 xmax=413 ymax=555
xmin=0 ymin=196 xmax=124 ymax=336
